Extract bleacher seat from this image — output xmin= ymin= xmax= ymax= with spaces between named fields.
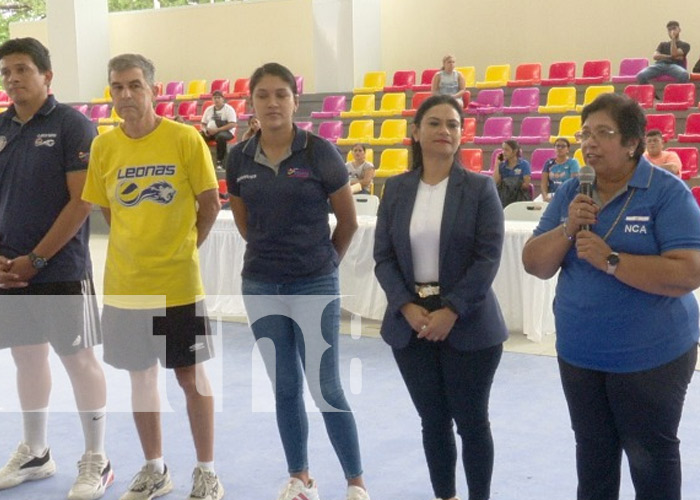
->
xmin=667 ymin=147 xmax=699 ymax=179
xmin=645 ymin=114 xmax=676 ymax=141
xmin=691 ymin=186 xmax=700 ymax=207
xmin=156 ymin=81 xmax=183 ymax=101
xmin=91 ymin=85 xmax=112 ymax=104
xmin=153 ymin=82 xmax=164 ymax=99
xmin=0 ymin=90 xmax=11 ymax=105
xmin=612 ymin=58 xmax=649 ymax=83
xmin=411 ymin=69 xmax=440 ymax=92
xmin=337 ymin=119 xmax=375 ymax=146
xmin=375 ymin=148 xmax=409 ymax=177
xmin=503 ymin=87 xmax=540 ymax=114
xmin=655 ymin=83 xmax=696 ymax=111
xmin=466 ymin=88 xmax=504 ymax=115
xmin=456 ymin=66 xmax=476 ymax=88
xmin=475 ymin=64 xmax=510 ymax=88
xmin=541 ymin=61 xmax=576 ymax=86
xmin=473 ymin=117 xmax=513 ymax=144
xmin=550 ymin=115 xmax=581 ymax=143
xmin=529 ymin=148 xmax=556 ymax=182
xmin=354 ymin=71 xmax=386 ymax=93
xmin=484 ymin=148 xmax=502 ymax=176
xmin=200 ymin=79 xmax=230 ymax=99
xmin=507 ymin=63 xmax=542 ymax=87
xmin=295 ymin=121 xmax=313 ymax=132
xmin=402 ymin=92 xmax=431 ymax=117
xmin=384 ymin=70 xmax=416 ymax=92
xmin=228 ymin=99 xmax=247 ymax=118
xmin=295 ymin=76 xmax=304 ymax=95
xmin=576 ymin=85 xmax=615 ymax=112
xmin=176 ymin=79 xmax=206 ymax=100
xmin=538 ymin=87 xmax=577 ymax=113
xmin=89 ymin=104 xmax=110 ymax=122
xmin=340 ymin=94 xmax=376 ymax=118
xmin=461 ymin=117 xmax=477 ymax=144
xmin=72 ymin=104 xmax=89 ymax=116
xmin=574 ymin=148 xmax=584 ymax=166
xmin=318 ymin=121 xmax=344 ymax=143
xmin=369 ymin=93 xmax=406 ymax=117
xmin=678 ymin=113 xmax=700 ymax=143
xmin=311 ymin=95 xmax=347 ymax=119
xmin=229 ymin=78 xmax=250 ymax=98
xmin=459 ymin=148 xmax=483 ymax=173
xmin=514 ymin=116 xmax=551 ymax=144
xmin=190 ymin=100 xmax=212 ymax=122
xmin=369 ymin=119 xmax=407 ymax=146
xmin=575 ymin=60 xmax=611 ymax=85
xmin=155 ymin=102 xmax=175 ymax=119
xmin=98 ymin=106 xmax=121 ymax=125
xmin=346 ymin=148 xmax=374 ymax=165
xmin=96 ymin=125 xmax=114 ymax=135
xmin=176 ymin=101 xmax=197 ymax=121
xmin=623 ymin=84 xmax=655 ymax=109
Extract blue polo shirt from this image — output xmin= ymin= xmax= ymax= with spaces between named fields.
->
xmin=226 ymin=126 xmax=349 ymax=283
xmin=499 ymin=158 xmax=531 ymax=179
xmin=0 ymin=96 xmax=96 ymax=283
xmin=534 ymin=157 xmax=700 ymax=372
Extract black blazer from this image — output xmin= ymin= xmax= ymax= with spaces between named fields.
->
xmin=374 ymin=163 xmax=508 ymax=351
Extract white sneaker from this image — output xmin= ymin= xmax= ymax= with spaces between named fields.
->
xmin=119 ymin=464 xmax=173 ymax=500
xmin=347 ymin=485 xmax=370 ymax=500
xmin=188 ymin=466 xmax=224 ymax=500
xmin=0 ymin=443 xmax=56 ymax=490
xmin=277 ymin=477 xmax=320 ymax=500
xmin=67 ymin=451 xmax=114 ymax=500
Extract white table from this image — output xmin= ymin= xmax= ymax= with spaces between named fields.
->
xmin=199 ymin=213 xmax=558 ymax=342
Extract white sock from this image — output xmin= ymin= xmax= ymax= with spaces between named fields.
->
xmin=197 ymin=461 xmax=215 ymax=474
xmin=22 ymin=407 xmax=49 ymax=456
xmin=146 ymin=457 xmax=165 ymax=474
xmin=78 ymin=407 xmax=106 ymax=455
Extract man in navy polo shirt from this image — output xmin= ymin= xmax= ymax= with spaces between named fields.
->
xmin=0 ymin=38 xmax=112 ymax=500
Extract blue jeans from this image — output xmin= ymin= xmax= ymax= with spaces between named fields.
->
xmin=636 ymin=62 xmax=690 ymax=83
xmin=242 ymin=270 xmax=363 ymax=478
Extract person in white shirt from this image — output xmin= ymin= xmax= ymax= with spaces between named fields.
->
xmin=200 ymin=90 xmax=237 ymax=169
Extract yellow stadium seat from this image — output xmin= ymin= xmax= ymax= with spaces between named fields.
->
xmin=456 ymin=66 xmax=476 ymax=88
xmin=97 ymin=125 xmax=114 ymax=134
xmin=369 ymin=93 xmax=406 ymax=117
xmin=346 ymin=148 xmax=374 ymax=164
xmin=369 ymin=119 xmax=407 ymax=146
xmin=475 ymin=64 xmax=511 ymax=88
xmin=375 ymin=148 xmax=409 ymax=178
xmin=575 ymin=85 xmax=615 ymax=112
xmin=354 ymin=71 xmax=386 ymax=93
xmin=98 ymin=106 xmax=121 ymax=124
xmin=539 ymin=87 xmax=577 ymax=113
xmin=550 ymin=115 xmax=581 ymax=143
xmin=176 ymin=79 xmax=207 ymax=100
xmin=574 ymin=148 xmax=584 ymax=165
xmin=340 ymin=94 xmax=376 ymax=118
xmin=90 ymin=85 xmax=112 ymax=104
xmin=337 ymin=120 xmax=375 ymax=146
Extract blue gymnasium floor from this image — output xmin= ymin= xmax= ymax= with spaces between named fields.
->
xmin=0 ymin=321 xmax=699 ymax=500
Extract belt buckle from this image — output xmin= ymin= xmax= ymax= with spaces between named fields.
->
xmin=416 ymin=284 xmax=439 ymax=298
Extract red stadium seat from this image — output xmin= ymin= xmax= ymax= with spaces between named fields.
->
xmin=155 ymin=101 xmax=174 ymax=119
xmin=229 ymin=78 xmax=250 ymax=98
xmin=507 ymin=63 xmax=542 ymax=87
xmin=175 ymin=101 xmax=197 ymax=121
xmin=541 ymin=61 xmax=576 ymax=86
xmin=667 ymin=147 xmax=698 ymax=180
xmin=678 ymin=113 xmax=700 ymax=143
xmin=645 ymin=114 xmax=676 ymax=141
xmin=575 ymin=59 xmax=611 ymax=85
xmin=624 ymin=84 xmax=655 ymax=109
xmin=384 ymin=70 xmax=416 ymax=92
xmin=411 ymin=69 xmax=440 ymax=92
xmin=655 ymin=83 xmax=696 ymax=111
xmin=461 ymin=117 xmax=476 ymax=144
xmin=402 ymin=92 xmax=431 ymax=117
xmin=691 ymin=186 xmax=700 ymax=207
xmin=200 ymin=79 xmax=230 ymax=99
xmin=459 ymin=148 xmax=483 ymax=173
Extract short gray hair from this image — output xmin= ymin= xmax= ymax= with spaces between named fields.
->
xmin=108 ymin=53 xmax=156 ymax=87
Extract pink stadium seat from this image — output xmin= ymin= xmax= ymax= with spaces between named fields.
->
xmin=295 ymin=76 xmax=304 ymax=95
xmin=466 ymin=88 xmax=504 ymax=115
xmin=655 ymin=83 xmax=696 ymax=111
xmin=155 ymin=101 xmax=174 ymax=119
xmin=645 ymin=114 xmax=676 ymax=141
xmin=473 ymin=117 xmax=513 ymax=144
xmin=612 ymin=58 xmax=649 ymax=83
xmin=624 ymin=84 xmax=655 ymax=109
xmin=507 ymin=63 xmax=542 ymax=87
xmin=678 ymin=113 xmax=700 ymax=143
xmin=575 ymin=60 xmax=611 ymax=85
xmin=156 ymin=81 xmax=183 ymax=101
xmin=318 ymin=120 xmax=343 ymax=143
xmin=385 ymin=70 xmax=416 ymax=92
xmin=461 ymin=117 xmax=477 ymax=144
xmin=89 ymin=104 xmax=110 ymax=122
xmin=514 ymin=116 xmax=551 ymax=144
xmin=0 ymin=90 xmax=11 ymax=104
xmin=402 ymin=92 xmax=431 ymax=117
xmin=459 ymin=148 xmax=483 ymax=173
xmin=411 ymin=69 xmax=440 ymax=92
xmin=541 ymin=62 xmax=576 ymax=86
xmin=200 ymin=79 xmax=230 ymax=99
xmin=503 ymin=87 xmax=540 ymax=114
xmin=311 ymin=95 xmax=346 ymax=119
xmin=72 ymin=104 xmax=89 ymax=116
xmin=230 ymin=78 xmax=250 ymax=98
xmin=482 ymin=148 xmax=503 ymax=176
xmin=295 ymin=121 xmax=313 ymax=132
xmin=176 ymin=101 xmax=197 ymax=120
xmin=529 ymin=148 xmax=556 ymax=181
xmin=691 ymin=186 xmax=700 ymax=207
xmin=667 ymin=147 xmax=699 ymax=179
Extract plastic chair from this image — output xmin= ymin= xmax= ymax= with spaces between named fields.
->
xmin=369 ymin=93 xmax=406 ymax=117
xmin=369 ymin=119 xmax=407 ymax=146
xmin=503 ymin=87 xmax=540 ymax=114
xmin=228 ymin=99 xmax=247 ymax=118
xmin=295 ymin=76 xmax=304 ymax=95
xmin=461 ymin=117 xmax=477 ymax=144
xmin=340 ymin=94 xmax=376 ymax=118
xmin=623 ymin=84 xmax=655 ymax=109
xmin=384 ymin=70 xmax=416 ymax=92
xmin=402 ymin=92 xmax=431 ymax=117
xmin=550 ymin=115 xmax=581 ymax=143
xmin=473 ymin=117 xmax=513 ymax=144
xmin=411 ymin=69 xmax=440 ymax=92
xmin=574 ymin=148 xmax=584 ymax=166
xmin=89 ymin=104 xmax=110 ymax=122
xmin=375 ymin=148 xmax=409 ymax=177
xmin=656 ymin=83 xmax=696 ymax=111
xmin=337 ymin=120 xmax=375 ymax=146
xmin=612 ymin=58 xmax=649 ymax=83
xmin=72 ymin=104 xmax=89 ymax=116
xmin=345 ymin=148 xmax=374 ymax=165
xmin=507 ymin=63 xmax=542 ymax=87
xmin=176 ymin=101 xmax=198 ymax=121
xmin=353 ymin=194 xmax=380 ymax=216
xmin=176 ymin=79 xmax=206 ymax=100
xmin=503 ymin=201 xmax=549 ymax=221
xmin=678 ymin=113 xmax=700 ymax=143
xmin=538 ymin=87 xmax=577 ymax=113
xmin=156 ymin=81 xmax=183 ymax=101
xmin=691 ymin=186 xmax=700 ymax=207
xmin=459 ymin=148 xmax=483 ymax=173
xmin=98 ymin=106 xmax=122 ymax=124
xmin=318 ymin=121 xmax=344 ymax=143
xmin=529 ymin=148 xmax=556 ymax=181
xmin=575 ymin=60 xmax=611 ymax=85
xmin=456 ymin=66 xmax=476 ymax=88
xmin=475 ymin=64 xmax=510 ymax=88
xmin=541 ymin=62 xmax=576 ymax=86
xmin=667 ymin=147 xmax=699 ymax=179
xmin=295 ymin=121 xmax=314 ymax=132
xmin=96 ymin=125 xmax=114 ymax=135
xmin=0 ymin=90 xmax=11 ymax=104
xmin=90 ymin=85 xmax=112 ymax=104
xmin=645 ymin=114 xmax=676 ymax=141
xmin=229 ymin=78 xmax=250 ymax=98
xmin=200 ymin=79 xmax=230 ymax=99
xmin=354 ymin=71 xmax=386 ymax=93
xmin=311 ymin=95 xmax=347 ymax=119
xmin=514 ymin=116 xmax=551 ymax=144
xmin=466 ymin=88 xmax=504 ymax=115
xmin=155 ymin=101 xmax=174 ymax=119
xmin=576 ymin=85 xmax=615 ymax=112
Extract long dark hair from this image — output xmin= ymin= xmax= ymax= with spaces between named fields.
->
xmin=410 ymin=95 xmax=464 ymax=170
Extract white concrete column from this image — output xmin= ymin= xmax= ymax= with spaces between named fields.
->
xmin=46 ymin=0 xmax=110 ymax=102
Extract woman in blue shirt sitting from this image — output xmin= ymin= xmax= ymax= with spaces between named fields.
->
xmin=541 ymin=137 xmax=580 ymax=201
xmin=492 ymin=139 xmax=531 ymax=207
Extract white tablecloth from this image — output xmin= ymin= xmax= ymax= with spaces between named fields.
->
xmin=199 ymin=212 xmax=558 ymax=342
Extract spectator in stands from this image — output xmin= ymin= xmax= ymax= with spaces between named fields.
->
xmin=541 ymin=138 xmax=580 ymax=201
xmin=240 ymin=115 xmax=260 ymax=142
xmin=636 ymin=20 xmax=691 ymax=84
xmin=493 ymin=139 xmax=532 ymax=207
xmin=374 ymin=94 xmax=506 ymax=500
xmin=226 ymin=62 xmax=371 ymax=500
xmin=523 ymin=92 xmax=700 ymax=500
xmin=431 ymin=54 xmax=467 ymax=104
xmin=200 ymin=90 xmax=237 ymax=169
xmin=346 ymin=143 xmax=375 ymax=194
xmin=643 ymin=128 xmax=682 ymax=176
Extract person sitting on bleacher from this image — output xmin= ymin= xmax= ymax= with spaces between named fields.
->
xmin=493 ymin=139 xmax=532 ymax=207
xmin=643 ymin=128 xmax=682 ymax=176
xmin=431 ymin=54 xmax=467 ymax=105
xmin=636 ymin=20 xmax=690 ymax=84
xmin=200 ymin=90 xmax=237 ymax=169
xmin=345 ymin=143 xmax=375 ymax=194
xmin=541 ymin=138 xmax=580 ymax=201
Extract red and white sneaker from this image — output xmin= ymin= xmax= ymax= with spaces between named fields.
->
xmin=67 ymin=451 xmax=114 ymax=500
xmin=277 ymin=477 xmax=320 ymax=500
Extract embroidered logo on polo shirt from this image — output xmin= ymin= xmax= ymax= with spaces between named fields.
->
xmin=116 ymin=180 xmax=176 ymax=207
xmin=35 ymin=133 xmax=56 ymax=147
xmin=287 ymin=167 xmax=310 ymax=178
xmin=0 ymin=136 xmax=7 ymax=153
xmin=78 ymin=151 xmax=90 ymax=164
xmin=624 ymin=214 xmax=651 ymax=234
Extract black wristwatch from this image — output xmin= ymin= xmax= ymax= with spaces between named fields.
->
xmin=28 ymin=252 xmax=48 ymax=270
xmin=605 ymin=252 xmax=620 ymax=276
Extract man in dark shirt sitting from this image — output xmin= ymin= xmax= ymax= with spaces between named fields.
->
xmin=637 ymin=20 xmax=690 ymax=84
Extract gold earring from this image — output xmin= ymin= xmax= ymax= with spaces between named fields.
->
xmin=628 ymin=151 xmax=634 ymax=158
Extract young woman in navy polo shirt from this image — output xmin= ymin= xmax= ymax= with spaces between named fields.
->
xmin=226 ymin=63 xmax=370 ymax=500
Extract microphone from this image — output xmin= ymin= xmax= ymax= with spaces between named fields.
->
xmin=579 ymin=165 xmax=595 ymax=231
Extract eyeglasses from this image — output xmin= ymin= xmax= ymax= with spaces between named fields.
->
xmin=574 ymin=129 xmax=620 ymax=142
xmin=554 ymin=144 xmax=568 ymax=149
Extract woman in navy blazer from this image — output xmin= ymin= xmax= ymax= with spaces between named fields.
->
xmin=374 ymin=95 xmax=507 ymax=500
